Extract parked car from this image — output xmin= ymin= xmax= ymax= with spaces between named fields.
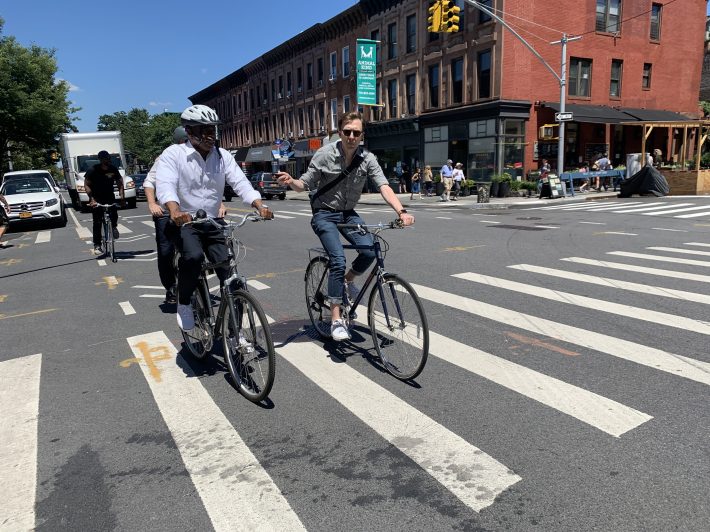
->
xmin=130 ymin=173 xmax=147 ymax=200
xmin=248 ymin=171 xmax=287 ymax=200
xmin=2 ymin=170 xmax=59 ymax=189
xmin=0 ymin=175 xmax=67 ymax=227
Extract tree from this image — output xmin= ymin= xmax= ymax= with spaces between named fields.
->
xmin=0 ymin=18 xmax=78 ymax=173
xmin=97 ymin=109 xmax=180 ymax=169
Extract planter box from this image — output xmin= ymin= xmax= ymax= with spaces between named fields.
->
xmin=663 ymin=169 xmax=710 ymax=195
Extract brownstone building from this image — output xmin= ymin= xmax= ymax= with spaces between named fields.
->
xmin=191 ymin=0 xmax=706 ymax=180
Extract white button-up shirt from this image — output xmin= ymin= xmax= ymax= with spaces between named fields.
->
xmin=155 ymin=141 xmax=260 ymax=218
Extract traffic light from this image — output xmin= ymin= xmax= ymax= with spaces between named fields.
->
xmin=427 ymin=1 xmax=443 ymax=33
xmin=441 ymin=0 xmax=461 ymax=33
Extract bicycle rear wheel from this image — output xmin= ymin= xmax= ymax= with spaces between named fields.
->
xmin=222 ymin=289 xmax=275 ymax=402
xmin=368 ymin=274 xmax=429 ymax=381
xmin=181 ymin=284 xmax=212 ymax=359
xmin=109 ymin=232 xmax=116 ymax=262
xmin=305 ymin=256 xmax=332 ymax=339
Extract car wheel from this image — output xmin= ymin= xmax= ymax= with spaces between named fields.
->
xmin=57 ymin=207 xmax=68 ymax=227
xmin=265 ymin=194 xmax=273 ymax=200
xmin=278 ymin=193 xmax=286 ymax=200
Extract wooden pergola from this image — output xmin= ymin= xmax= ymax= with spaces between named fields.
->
xmin=620 ymin=120 xmax=710 ymax=170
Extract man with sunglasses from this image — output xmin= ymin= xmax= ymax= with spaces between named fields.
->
xmin=276 ymin=111 xmax=414 ymax=341
xmin=156 ymin=104 xmax=273 ymax=331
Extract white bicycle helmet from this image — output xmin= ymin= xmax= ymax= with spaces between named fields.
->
xmin=180 ymin=104 xmax=219 ymax=126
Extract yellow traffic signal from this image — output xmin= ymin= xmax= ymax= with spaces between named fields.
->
xmin=441 ymin=1 xmax=461 ymax=32
xmin=427 ymin=1 xmax=443 ymax=33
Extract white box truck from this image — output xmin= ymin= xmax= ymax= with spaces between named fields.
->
xmin=58 ymin=131 xmax=136 ymax=210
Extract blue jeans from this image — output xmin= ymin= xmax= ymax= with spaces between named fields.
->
xmin=311 ymin=210 xmax=376 ymax=305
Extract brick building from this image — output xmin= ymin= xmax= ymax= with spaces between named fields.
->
xmin=190 ymin=0 xmax=706 ymax=180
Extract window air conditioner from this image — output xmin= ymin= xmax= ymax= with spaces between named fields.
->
xmin=329 ymin=74 xmax=337 ymax=82
xmin=539 ymin=124 xmax=559 ymax=140
xmin=299 ymin=129 xmax=304 ymax=136
xmin=263 ymin=99 xmax=268 ymax=105
xmin=287 ymin=91 xmax=292 ymax=98
xmin=288 ymin=131 xmax=293 ymax=137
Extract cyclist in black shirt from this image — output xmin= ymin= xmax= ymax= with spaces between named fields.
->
xmin=84 ymin=150 xmax=125 ymax=255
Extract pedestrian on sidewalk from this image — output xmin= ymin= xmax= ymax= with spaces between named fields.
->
xmin=410 ymin=167 xmax=422 ymax=199
xmin=451 ymin=162 xmax=465 ymax=201
xmin=422 ymin=165 xmax=433 ymax=196
xmin=440 ymin=159 xmax=453 ymax=201
xmin=0 ymin=192 xmax=10 ymax=248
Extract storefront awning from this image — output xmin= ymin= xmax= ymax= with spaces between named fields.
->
xmin=244 ymin=146 xmax=274 ymax=162
xmin=231 ymin=147 xmax=249 ymax=162
xmin=546 ymin=103 xmax=630 ymax=124
xmin=620 ymin=108 xmax=695 ymax=122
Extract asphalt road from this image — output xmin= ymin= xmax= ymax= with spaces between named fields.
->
xmin=1 ymin=195 xmax=709 ymax=531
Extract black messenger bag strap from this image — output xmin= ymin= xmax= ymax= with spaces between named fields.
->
xmin=309 ymin=152 xmax=365 ymax=212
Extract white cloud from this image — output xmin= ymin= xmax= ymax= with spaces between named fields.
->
xmin=149 ymin=101 xmax=173 ymax=107
xmin=56 ymin=78 xmax=80 ymax=91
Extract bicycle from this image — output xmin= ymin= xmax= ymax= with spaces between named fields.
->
xmin=179 ymin=212 xmax=275 ymax=402
xmin=304 ymin=221 xmax=429 ymax=381
xmin=94 ymin=203 xmax=118 ymax=263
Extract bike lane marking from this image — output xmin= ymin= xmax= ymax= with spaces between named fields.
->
xmin=66 ymin=207 xmax=92 ymax=239
xmin=277 ymin=341 xmax=521 ymax=512
xmin=125 ymin=331 xmax=305 ymax=532
xmin=119 ymin=301 xmax=136 ymax=315
xmin=0 ymin=353 xmax=41 ymax=531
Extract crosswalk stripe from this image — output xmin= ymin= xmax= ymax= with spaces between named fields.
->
xmin=453 ymin=272 xmax=710 ymax=336
xmin=34 ymin=231 xmax=51 ymax=243
xmin=686 ymin=242 xmax=710 ymax=247
xmin=647 ymin=246 xmax=710 ymax=257
xmin=119 ymin=301 xmax=136 ymax=315
xmin=354 ymin=314 xmax=651 ymax=437
xmin=275 ymin=210 xmax=311 ymax=217
xmin=611 ymin=203 xmax=694 ymax=214
xmin=652 ymin=227 xmax=687 ymax=232
xmin=275 ymin=214 xmax=295 ymax=219
xmin=560 ymin=257 xmax=710 ymax=283
xmin=277 ymin=342 xmax=521 ymax=511
xmin=535 ymin=202 xmax=622 ymax=210
xmin=142 ymin=220 xmax=154 ymax=227
xmin=600 ymin=231 xmax=637 ymax=236
xmin=409 ymin=283 xmax=710 ymax=386
xmin=641 ymin=205 xmax=710 ymax=216
xmin=579 ymin=221 xmax=605 ymax=225
xmin=608 ymin=251 xmax=710 ymax=268
xmin=246 ymin=280 xmax=270 ymax=290
xmin=116 ymin=223 xmax=133 ymax=234
xmin=579 ymin=202 xmax=647 ymax=211
xmin=126 ymin=331 xmax=304 ymax=531
xmin=674 ymin=210 xmax=710 ymax=219
xmin=508 ymin=264 xmax=710 ymax=305
xmin=543 ymin=202 xmax=629 ymax=211
xmin=0 ymin=354 xmax=41 ymax=531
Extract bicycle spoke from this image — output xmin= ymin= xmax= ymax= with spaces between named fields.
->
xmin=305 ymin=257 xmax=332 ymax=338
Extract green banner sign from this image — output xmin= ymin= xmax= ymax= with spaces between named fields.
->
xmin=356 ymin=39 xmax=377 ymax=106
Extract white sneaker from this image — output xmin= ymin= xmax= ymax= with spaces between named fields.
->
xmin=238 ymin=332 xmax=255 ymax=353
xmin=330 ymin=319 xmax=350 ymax=341
xmin=177 ymin=303 xmax=195 ymax=331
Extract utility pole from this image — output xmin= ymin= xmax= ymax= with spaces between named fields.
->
xmin=466 ymin=1 xmax=580 ymax=176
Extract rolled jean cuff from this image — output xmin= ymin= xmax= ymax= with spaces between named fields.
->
xmin=327 ymin=296 xmax=343 ymax=305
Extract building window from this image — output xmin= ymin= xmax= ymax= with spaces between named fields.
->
xmin=387 ymin=22 xmax=397 ymax=60
xmin=271 ymin=79 xmax=276 ymax=102
xmin=479 ymin=0 xmax=492 ymax=23
xmin=387 ymin=79 xmax=398 ymax=118
xmin=451 ymin=57 xmax=464 ymax=104
xmin=371 ymin=29 xmax=381 ymax=65
xmin=307 ymin=105 xmax=314 ymax=134
xmin=650 ymin=3 xmax=662 ymax=41
xmin=329 ymin=52 xmax=337 ymax=80
xmin=318 ymin=102 xmax=325 ymax=131
xmin=595 ymin=0 xmax=621 ymax=33
xmin=255 ymin=87 xmax=260 ymax=108
xmin=278 ymin=75 xmax=283 ymax=98
xmin=642 ymin=63 xmax=652 ymax=89
xmin=428 ymin=64 xmax=439 ymax=108
xmin=406 ymin=14 xmax=416 ymax=54
xmin=286 ymin=72 xmax=292 ymax=94
xmin=297 ymin=67 xmax=302 ymax=93
xmin=342 ymin=46 xmax=350 ymax=77
xmin=343 ymin=95 xmax=351 ymax=113
xmin=406 ymin=73 xmax=416 ymax=115
xmin=317 ymin=58 xmax=324 ymax=85
xmin=298 ymin=108 xmax=304 ymax=134
xmin=569 ymin=57 xmax=592 ymax=97
xmin=330 ymin=98 xmax=338 ymax=130
xmin=307 ymin=63 xmax=313 ymax=90
xmin=610 ymin=59 xmax=622 ymax=97
xmin=477 ymin=50 xmax=491 ymax=99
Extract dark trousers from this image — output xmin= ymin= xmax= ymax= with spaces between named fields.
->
xmin=176 ymin=222 xmax=228 ymax=305
xmin=91 ymin=205 xmax=118 ymax=246
xmin=310 ymin=209 xmax=376 ymax=305
xmin=154 ymin=215 xmax=178 ymax=291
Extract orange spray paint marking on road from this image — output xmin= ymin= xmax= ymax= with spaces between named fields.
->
xmin=0 ymin=258 xmax=23 ymax=266
xmin=95 ymin=276 xmax=123 ymax=290
xmin=505 ymin=331 xmax=580 ymax=357
xmin=120 ymin=342 xmax=172 ymax=383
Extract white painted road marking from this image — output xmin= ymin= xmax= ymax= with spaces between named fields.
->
xmin=67 ymin=207 xmax=91 ymax=239
xmin=0 ymin=354 xmax=41 ymax=531
xmin=356 ymin=313 xmax=651 ymax=437
xmin=278 ymin=341 xmax=521 ymax=512
xmin=600 ymin=231 xmax=638 ymax=236
xmin=126 ymin=331 xmax=304 ymax=531
xmin=608 ymin=251 xmax=710 ymax=268
xmin=119 ymin=301 xmax=136 ymax=315
xmin=561 ymin=257 xmax=710 ymax=284
xmin=34 ymin=231 xmax=51 ymax=244
xmin=116 ymin=223 xmax=133 ymax=234
xmin=647 ymin=246 xmax=710 ymax=257
xmin=246 ymin=280 xmax=270 ymax=290
xmin=611 ymin=203 xmax=694 ymax=214
xmin=409 ymin=283 xmax=710 ymax=386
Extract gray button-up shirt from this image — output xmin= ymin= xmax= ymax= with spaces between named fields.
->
xmin=300 ymin=141 xmax=388 ymax=211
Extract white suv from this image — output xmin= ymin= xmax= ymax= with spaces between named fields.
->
xmin=1 ymin=170 xmax=67 ymax=227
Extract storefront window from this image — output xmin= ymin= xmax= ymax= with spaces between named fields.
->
xmin=468 ymin=137 xmax=495 ymax=181
xmin=502 ymin=119 xmax=525 ymax=177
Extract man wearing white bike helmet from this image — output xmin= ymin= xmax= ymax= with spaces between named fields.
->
xmin=156 ymin=104 xmax=273 ymax=331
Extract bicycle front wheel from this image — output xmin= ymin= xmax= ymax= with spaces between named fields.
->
xmin=222 ymin=289 xmax=275 ymax=402
xmin=181 ymin=285 xmax=212 ymax=359
xmin=305 ymin=256 xmax=332 ymax=339
xmin=368 ymin=274 xmax=429 ymax=381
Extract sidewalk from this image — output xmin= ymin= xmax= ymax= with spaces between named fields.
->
xmin=285 ymin=189 xmax=619 ymax=210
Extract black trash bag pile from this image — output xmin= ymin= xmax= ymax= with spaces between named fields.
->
xmin=619 ymin=166 xmax=669 ymax=198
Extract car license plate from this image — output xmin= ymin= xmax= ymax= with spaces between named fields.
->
xmin=19 ymin=211 xmax=32 ymax=219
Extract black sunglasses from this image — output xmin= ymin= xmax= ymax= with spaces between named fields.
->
xmin=341 ymin=129 xmax=362 ymax=138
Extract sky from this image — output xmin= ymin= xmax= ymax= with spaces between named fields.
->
xmin=1 ymin=0 xmax=357 ymax=132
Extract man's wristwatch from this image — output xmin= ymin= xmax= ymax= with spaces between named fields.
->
xmin=397 ymin=209 xmax=408 ymax=216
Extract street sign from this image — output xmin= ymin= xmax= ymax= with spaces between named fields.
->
xmin=356 ymin=39 xmax=378 ymax=106
xmin=555 ymin=111 xmax=573 ymax=122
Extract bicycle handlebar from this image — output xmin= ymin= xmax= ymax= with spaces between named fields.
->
xmin=336 ymin=220 xmax=405 ymax=233
xmin=183 ymin=211 xmax=265 ymax=229
xmin=94 ymin=203 xmax=119 ymax=208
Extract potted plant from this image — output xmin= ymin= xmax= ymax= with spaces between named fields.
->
xmin=497 ymin=173 xmax=512 ymax=197
xmin=509 ymin=179 xmax=522 ymax=196
xmin=489 ymin=175 xmax=501 ymax=197
xmin=520 ymin=180 xmax=537 ymax=197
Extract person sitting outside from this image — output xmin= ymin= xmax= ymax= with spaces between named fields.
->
xmin=84 ymin=150 xmax=125 ymax=255
xmin=156 ymin=104 xmax=273 ymax=331
xmin=276 ymin=111 xmax=414 ymax=341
